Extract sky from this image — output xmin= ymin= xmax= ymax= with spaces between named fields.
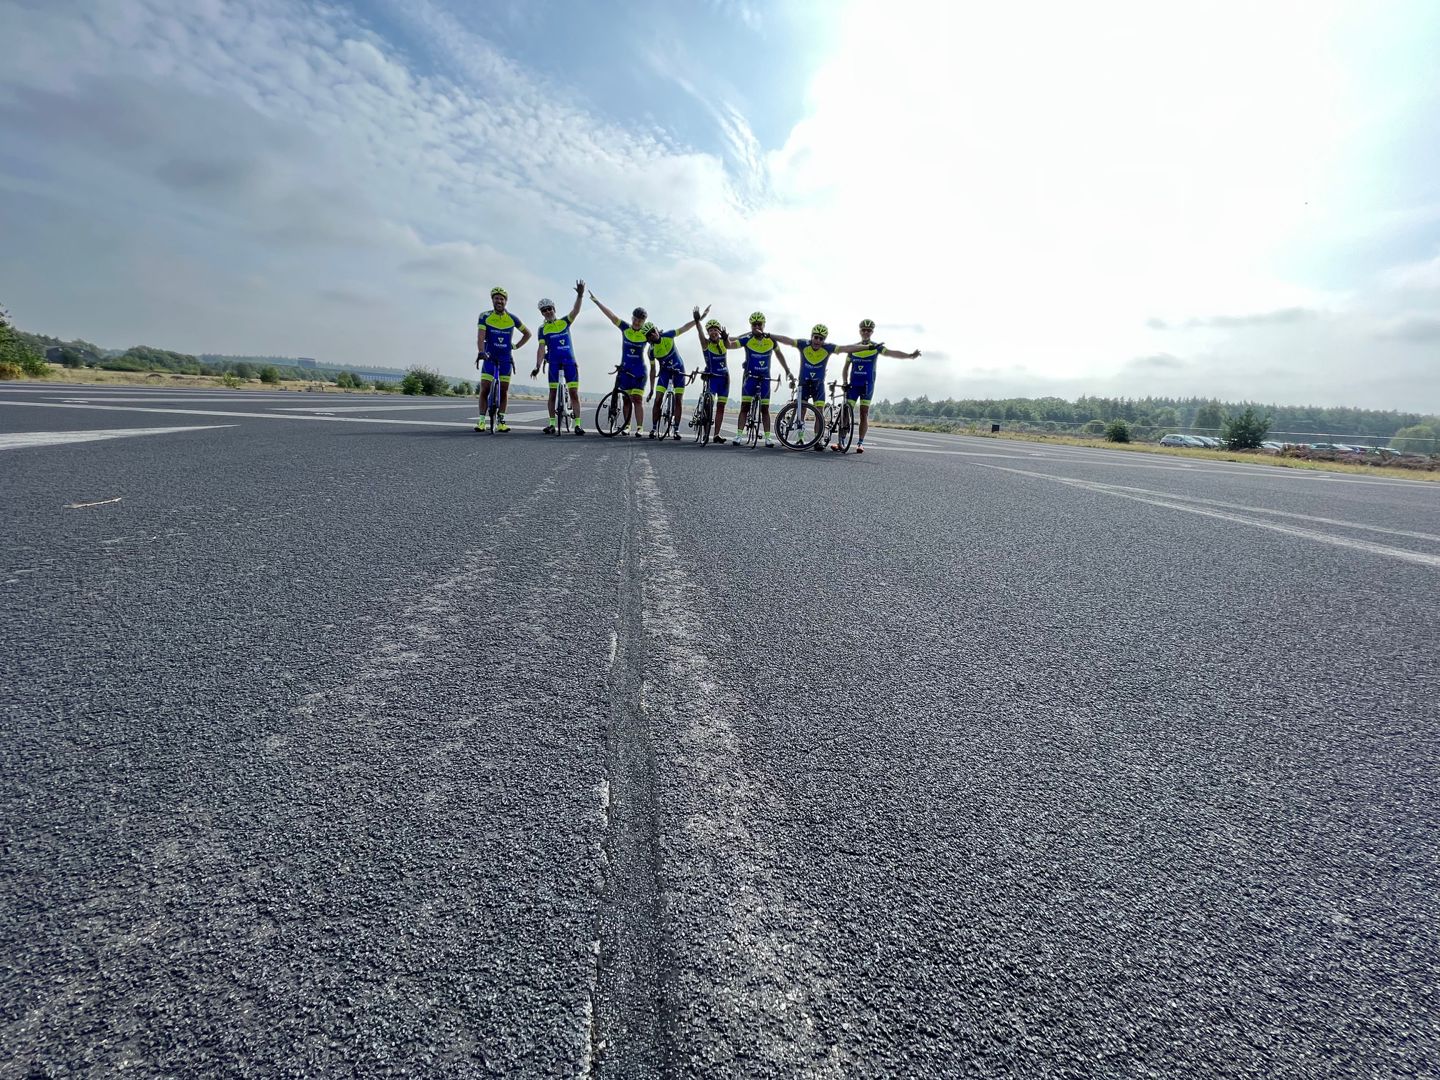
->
xmin=2 ymin=0 xmax=1438 ymax=411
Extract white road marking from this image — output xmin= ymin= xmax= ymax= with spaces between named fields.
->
xmin=64 ymin=497 xmax=123 ymax=509
xmin=979 ymin=464 xmax=1440 ymax=569
xmin=0 ymin=400 xmax=472 ymax=428
xmin=0 ymin=425 xmax=232 ymax=451
xmin=276 ymin=403 xmax=483 ymax=413
xmin=1068 ymin=482 xmax=1440 ymax=543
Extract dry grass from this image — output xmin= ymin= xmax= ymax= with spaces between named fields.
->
xmin=873 ymin=422 xmax=1440 ymax=482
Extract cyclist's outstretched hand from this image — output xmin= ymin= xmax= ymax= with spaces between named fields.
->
xmin=699 ymin=303 xmax=711 ymax=318
xmin=911 ymin=349 xmax=922 ymax=359
xmin=692 ymin=306 xmax=702 ymax=321
xmin=575 ymin=279 xmax=585 ymax=295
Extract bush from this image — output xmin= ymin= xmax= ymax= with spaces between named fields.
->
xmin=220 ymin=372 xmax=242 ymax=388
xmin=100 ymin=357 xmax=148 ymax=372
xmin=259 ymin=365 xmax=281 ymax=384
xmin=1390 ymin=423 xmax=1437 ymax=454
xmin=19 ymin=352 xmax=49 ymax=377
xmin=1104 ymin=419 xmax=1132 ymax=443
xmin=233 ymin=362 xmax=256 ymax=380
xmin=0 ymin=361 xmax=20 ymax=380
xmin=402 ymin=365 xmax=447 ymax=395
xmin=1222 ymin=406 xmax=1270 ymax=450
xmin=1082 ymin=419 xmax=1106 ymax=435
xmin=453 ymin=379 xmax=473 ymax=397
xmin=335 ymin=370 xmax=363 ymax=389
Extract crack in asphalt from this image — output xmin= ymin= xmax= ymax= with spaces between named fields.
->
xmin=591 ymin=446 xmax=668 ymax=1078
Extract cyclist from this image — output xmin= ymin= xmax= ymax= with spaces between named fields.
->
xmin=588 ymin=293 xmax=651 ymax=437
xmin=721 ymin=311 xmax=794 ymax=447
xmin=690 ymin=309 xmax=731 ymax=444
xmin=837 ymin=319 xmax=921 ymax=453
xmin=646 ymin=306 xmax=710 ymax=438
xmin=475 ymin=286 xmax=532 ymax=433
xmin=767 ymin=323 xmax=872 ymax=451
xmin=530 ymin=280 xmax=587 ymax=436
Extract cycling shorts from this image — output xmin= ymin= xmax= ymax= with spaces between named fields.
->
xmin=741 ymin=374 xmax=772 ymax=404
xmin=480 ymin=357 xmax=515 ymax=382
xmin=547 ymin=357 xmax=579 ymax=388
xmin=656 ymin=369 xmax=685 ymax=392
xmin=705 ymin=372 xmax=730 ymax=401
xmin=800 ymin=376 xmax=825 ymax=403
xmin=617 ymin=368 xmax=646 ymax=395
xmin=846 ymin=370 xmax=876 ymax=404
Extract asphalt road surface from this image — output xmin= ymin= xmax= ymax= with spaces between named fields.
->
xmin=3 ymin=384 xmax=1437 ymax=1078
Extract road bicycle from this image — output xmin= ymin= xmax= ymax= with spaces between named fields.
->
xmin=740 ymin=375 xmax=781 ymax=448
xmin=652 ymin=372 xmax=684 ymax=441
xmin=595 ymin=366 xmax=628 ymax=437
xmin=474 ymin=352 xmax=502 ymax=434
xmin=774 ymin=376 xmax=825 ymax=451
xmin=686 ymin=369 xmax=715 ymax=445
xmin=822 ymin=379 xmax=856 ymax=453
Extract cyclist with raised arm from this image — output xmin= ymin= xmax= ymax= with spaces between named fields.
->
xmin=767 ymin=323 xmax=870 ymax=451
xmin=588 ymin=293 xmax=651 ymax=438
xmin=722 ymin=311 xmax=794 ymax=448
xmin=475 ymin=286 xmax=533 ymax=432
xmin=690 ymin=309 xmax=731 ymax=444
xmin=645 ymin=306 xmax=709 ymax=439
xmin=530 ymin=280 xmax=587 ymax=436
xmin=837 ymin=318 xmax=921 ymax=453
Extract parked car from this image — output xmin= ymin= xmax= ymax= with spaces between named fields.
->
xmin=1159 ymin=434 xmax=1192 ymax=447
xmin=1193 ymin=435 xmax=1222 ymax=448
xmin=1260 ymin=440 xmax=1285 ymax=450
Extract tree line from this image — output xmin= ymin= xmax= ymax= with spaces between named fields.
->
xmin=872 ymin=393 xmax=1436 ymax=439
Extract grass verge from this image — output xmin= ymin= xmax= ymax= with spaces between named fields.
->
xmin=871 ymin=422 xmax=1440 ymax=482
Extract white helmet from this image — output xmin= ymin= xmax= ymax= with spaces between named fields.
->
xmin=538 ymin=298 xmax=555 ymax=311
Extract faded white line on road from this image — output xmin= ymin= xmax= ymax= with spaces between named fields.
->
xmin=0 ymin=400 xmax=471 ymax=428
xmin=0 ymin=425 xmax=232 ymax=451
xmin=979 ymin=464 xmax=1440 ymax=570
xmin=1073 ymin=481 xmax=1440 ymax=544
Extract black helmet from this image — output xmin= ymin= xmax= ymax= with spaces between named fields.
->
xmin=632 ymin=306 xmax=648 ymax=319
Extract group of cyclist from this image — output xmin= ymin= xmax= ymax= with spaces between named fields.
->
xmin=475 ymin=281 xmax=920 ymax=453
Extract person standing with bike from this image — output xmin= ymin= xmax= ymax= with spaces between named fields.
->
xmin=588 ymin=293 xmax=652 ymax=438
xmin=837 ymin=319 xmax=921 ymax=453
xmin=475 ymin=286 xmax=532 ymax=433
xmin=722 ymin=312 xmax=794 ymax=448
xmin=690 ymin=311 xmax=732 ymax=444
xmin=645 ymin=307 xmax=709 ymax=439
xmin=767 ymin=323 xmax=871 ymax=451
xmin=530 ymin=280 xmax=587 ymax=436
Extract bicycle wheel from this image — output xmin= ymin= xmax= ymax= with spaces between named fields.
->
xmin=693 ymin=393 xmax=712 ymax=445
xmin=834 ymin=402 xmax=854 ymax=452
xmin=776 ymin=401 xmax=823 ymax=450
xmin=595 ymin=391 xmax=624 ymax=437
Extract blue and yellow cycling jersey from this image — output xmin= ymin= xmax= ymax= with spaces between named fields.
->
xmin=615 ymin=319 xmax=649 ymax=373
xmin=650 ymin=331 xmax=684 ymax=376
xmin=538 ymin=316 xmax=575 ymax=363
xmin=702 ymin=339 xmax=728 ymax=376
xmin=738 ymin=332 xmax=776 ymax=376
xmin=478 ymin=310 xmax=527 ymax=361
xmin=847 ymin=341 xmax=884 ymax=379
xmin=800 ymin=342 xmax=834 ymax=380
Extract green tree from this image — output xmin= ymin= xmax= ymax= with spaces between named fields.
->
xmin=453 ymin=379 xmax=473 ymax=396
xmin=1390 ymin=423 xmax=1437 ymax=454
xmin=1193 ymin=402 xmax=1226 ymax=433
xmin=259 ymin=365 xmax=281 ymax=384
xmin=1222 ymin=406 xmax=1270 ymax=450
xmin=401 ymin=370 xmax=424 ymax=395
xmin=0 ymin=304 xmax=47 ymax=376
xmin=233 ymin=362 xmax=256 ymax=380
xmin=1082 ymin=419 xmax=1106 ymax=435
xmin=1104 ymin=419 xmax=1132 ymax=443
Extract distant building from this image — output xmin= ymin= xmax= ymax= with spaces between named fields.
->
xmin=297 ymin=357 xmax=317 ymax=369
